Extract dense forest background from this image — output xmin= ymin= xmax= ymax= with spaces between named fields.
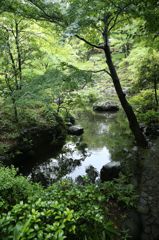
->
xmin=0 ymin=1 xmax=159 ymax=240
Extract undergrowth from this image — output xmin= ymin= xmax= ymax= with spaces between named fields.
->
xmin=0 ymin=167 xmax=137 ymax=240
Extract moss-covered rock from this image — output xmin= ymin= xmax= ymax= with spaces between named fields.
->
xmin=0 ymin=115 xmax=67 ymax=170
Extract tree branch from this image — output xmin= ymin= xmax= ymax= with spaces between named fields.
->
xmin=108 ymin=2 xmax=133 ymax=32
xmin=27 ymin=0 xmax=64 ymax=27
xmin=86 ymin=68 xmax=111 ymax=76
xmin=108 ymin=11 xmax=121 ymax=33
xmin=75 ymin=34 xmax=104 ymax=49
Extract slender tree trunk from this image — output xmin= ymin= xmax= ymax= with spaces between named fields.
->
xmin=15 ymin=20 xmax=22 ymax=89
xmin=11 ymin=95 xmax=19 ymax=123
xmin=104 ymin=42 xmax=147 ymax=147
xmin=7 ymin=40 xmax=19 ymax=90
xmin=4 ymin=73 xmax=19 ymax=123
xmin=154 ymin=77 xmax=158 ymax=108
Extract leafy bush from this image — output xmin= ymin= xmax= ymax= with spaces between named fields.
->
xmin=130 ymin=89 xmax=156 ymax=113
xmin=63 ymin=88 xmax=99 ymax=112
xmin=0 ymin=199 xmax=76 ymax=240
xmin=118 ymin=46 xmax=150 ymax=88
xmin=0 ymin=167 xmax=42 ymax=211
xmin=130 ymin=90 xmax=159 ymax=124
xmin=0 ymin=167 xmax=137 ymax=240
xmin=138 ymin=110 xmax=159 ymax=124
xmin=31 ymin=180 xmax=117 ymax=240
xmin=137 ymin=55 xmax=159 ymax=90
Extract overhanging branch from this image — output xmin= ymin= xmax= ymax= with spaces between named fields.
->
xmin=75 ymin=34 xmax=104 ymax=49
xmin=86 ymin=68 xmax=111 ymax=76
xmin=26 ymin=0 xmax=65 ymax=27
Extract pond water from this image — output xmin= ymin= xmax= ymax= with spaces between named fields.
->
xmin=29 ymin=111 xmax=118 ymax=184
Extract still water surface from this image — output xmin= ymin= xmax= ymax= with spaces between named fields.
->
xmin=29 ymin=111 xmax=117 ymax=182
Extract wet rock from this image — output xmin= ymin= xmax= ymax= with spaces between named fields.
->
xmin=86 ymin=165 xmax=98 ymax=183
xmin=68 ymin=125 xmax=84 ymax=136
xmin=100 ymin=161 xmax=121 ymax=182
xmin=93 ymin=101 xmax=119 ymax=112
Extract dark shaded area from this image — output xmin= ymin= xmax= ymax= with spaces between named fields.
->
xmin=1 ymin=119 xmax=66 ymax=176
xmin=100 ymin=161 xmax=121 ymax=182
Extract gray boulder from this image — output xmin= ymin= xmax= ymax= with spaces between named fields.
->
xmin=68 ymin=125 xmax=84 ymax=136
xmin=100 ymin=161 xmax=121 ymax=182
xmin=93 ymin=101 xmax=119 ymax=112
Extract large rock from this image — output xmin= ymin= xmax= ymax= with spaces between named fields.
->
xmin=68 ymin=125 xmax=84 ymax=136
xmin=100 ymin=161 xmax=121 ymax=182
xmin=93 ymin=101 xmax=119 ymax=112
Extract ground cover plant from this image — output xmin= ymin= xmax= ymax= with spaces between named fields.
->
xmin=0 ymin=167 xmax=137 ymax=240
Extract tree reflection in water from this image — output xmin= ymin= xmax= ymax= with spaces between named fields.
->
xmin=30 ymin=140 xmax=89 ymax=185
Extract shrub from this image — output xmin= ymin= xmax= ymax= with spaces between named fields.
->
xmin=0 ymin=199 xmax=77 ymax=240
xmin=0 ymin=167 xmax=137 ymax=240
xmin=130 ymin=89 xmax=156 ymax=113
xmin=138 ymin=110 xmax=159 ymax=124
xmin=0 ymin=167 xmax=42 ymax=211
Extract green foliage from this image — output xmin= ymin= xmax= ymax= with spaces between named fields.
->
xmin=34 ymin=180 xmax=117 ymax=240
xmin=130 ymin=90 xmax=159 ymax=124
xmin=0 ymin=167 xmax=137 ymax=240
xmin=138 ymin=110 xmax=159 ymax=125
xmin=137 ymin=53 xmax=159 ymax=89
xmin=137 ymin=0 xmax=159 ymax=34
xmin=119 ymin=46 xmax=159 ymax=89
xmin=130 ymin=90 xmax=156 ymax=112
xmin=0 ymin=167 xmax=42 ymax=211
xmin=0 ymin=3 xmax=156 ymax=238
xmin=0 ymin=199 xmax=76 ymax=240
xmin=64 ymin=88 xmax=99 ymax=113
xmin=118 ymin=46 xmax=150 ymax=86
xmin=0 ymin=94 xmax=60 ymax=155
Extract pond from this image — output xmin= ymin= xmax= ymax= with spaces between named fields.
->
xmin=28 ymin=110 xmax=120 ymax=184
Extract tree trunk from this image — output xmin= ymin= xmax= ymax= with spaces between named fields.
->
xmin=11 ymin=95 xmax=19 ymax=123
xmin=15 ymin=20 xmax=22 ymax=90
xmin=104 ymin=43 xmax=147 ymax=147
xmin=4 ymin=73 xmax=19 ymax=123
xmin=154 ymin=77 xmax=158 ymax=108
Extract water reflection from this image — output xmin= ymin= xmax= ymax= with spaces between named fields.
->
xmin=29 ymin=110 xmax=116 ymax=184
xmin=29 ymin=140 xmax=87 ymax=183
xmin=66 ymin=146 xmax=111 ymax=180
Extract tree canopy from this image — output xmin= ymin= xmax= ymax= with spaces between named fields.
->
xmin=0 ymin=0 xmax=158 ymax=145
